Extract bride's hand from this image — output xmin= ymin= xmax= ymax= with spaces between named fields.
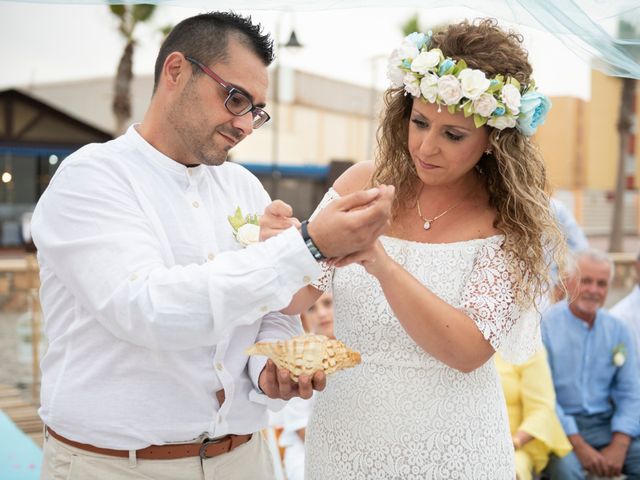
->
xmin=260 ymin=200 xmax=301 ymax=241
xmin=332 ymin=240 xmax=393 ymax=277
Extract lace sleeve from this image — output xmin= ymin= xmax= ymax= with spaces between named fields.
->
xmin=459 ymin=237 xmax=542 ymax=364
xmin=308 ymin=188 xmax=340 ymax=292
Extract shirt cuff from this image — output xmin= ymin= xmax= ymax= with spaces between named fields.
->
xmin=270 ymin=226 xmax=322 ymax=289
xmin=612 ymin=416 xmax=640 ymax=437
xmin=560 ymin=414 xmax=579 ymax=436
xmin=247 ymin=352 xmax=288 ymax=412
xmin=248 ymin=354 xmax=267 ymax=392
xmin=248 ymin=389 xmax=286 ymax=411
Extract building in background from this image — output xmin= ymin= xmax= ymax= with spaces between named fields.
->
xmin=1 ymin=68 xmax=638 ymax=249
xmin=0 ymin=89 xmax=112 ymax=248
xmin=538 ymin=70 xmax=640 ymax=237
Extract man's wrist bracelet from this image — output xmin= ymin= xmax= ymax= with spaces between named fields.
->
xmin=300 ymin=220 xmax=326 ymax=261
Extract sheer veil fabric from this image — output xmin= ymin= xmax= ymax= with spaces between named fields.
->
xmin=15 ymin=0 xmax=640 ymax=78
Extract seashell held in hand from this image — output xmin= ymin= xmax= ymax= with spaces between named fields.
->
xmin=245 ymin=334 xmax=361 ymax=381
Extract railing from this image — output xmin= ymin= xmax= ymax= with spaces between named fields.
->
xmin=0 ymin=255 xmax=42 ymax=403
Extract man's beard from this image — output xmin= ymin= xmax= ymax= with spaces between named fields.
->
xmin=169 ymin=85 xmax=231 ymax=167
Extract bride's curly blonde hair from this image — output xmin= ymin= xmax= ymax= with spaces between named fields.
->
xmin=371 ymin=18 xmax=566 ymax=308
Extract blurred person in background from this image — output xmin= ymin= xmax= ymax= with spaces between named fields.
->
xmin=280 ymin=292 xmax=334 ymax=480
xmin=611 ymin=252 xmax=640 ymax=371
xmin=495 ymin=348 xmax=572 ymax=480
xmin=542 ymin=249 xmax=640 ymax=479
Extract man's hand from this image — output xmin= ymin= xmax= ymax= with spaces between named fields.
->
xmin=258 ymin=359 xmax=326 ymax=400
xmin=570 ymin=434 xmax=609 ymax=476
xmin=260 ymin=200 xmax=300 ymax=241
xmin=309 ymin=185 xmax=394 ymax=259
xmin=600 ymin=433 xmax=631 ymax=477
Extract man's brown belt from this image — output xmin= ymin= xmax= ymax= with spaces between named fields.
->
xmin=46 ymin=426 xmax=252 ymax=460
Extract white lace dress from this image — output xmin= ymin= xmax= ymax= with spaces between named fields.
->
xmin=305 ymin=190 xmax=538 ymax=480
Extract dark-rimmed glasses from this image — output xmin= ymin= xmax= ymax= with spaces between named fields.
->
xmin=185 ymin=56 xmax=270 ymax=129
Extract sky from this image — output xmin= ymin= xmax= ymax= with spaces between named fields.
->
xmin=0 ymin=1 xmax=593 ymax=99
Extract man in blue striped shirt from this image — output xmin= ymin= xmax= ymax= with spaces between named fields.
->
xmin=543 ymin=249 xmax=640 ymax=479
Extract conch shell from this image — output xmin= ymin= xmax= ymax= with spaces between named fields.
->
xmin=245 ymin=334 xmax=361 ymax=381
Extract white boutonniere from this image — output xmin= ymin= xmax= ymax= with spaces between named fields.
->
xmin=228 ymin=207 xmax=260 ymax=247
xmin=612 ymin=343 xmax=626 ymax=367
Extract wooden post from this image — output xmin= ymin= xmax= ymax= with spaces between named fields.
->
xmin=25 ymin=254 xmax=41 ymax=403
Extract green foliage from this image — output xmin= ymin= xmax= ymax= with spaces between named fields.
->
xmin=159 ymin=24 xmax=173 ymax=40
xmin=400 ymin=13 xmax=448 ymax=37
xmin=619 ymin=20 xmax=640 ymax=63
xmin=402 ymin=13 xmax=420 ymax=37
xmin=228 ymin=207 xmax=260 ymax=231
xmin=133 ymin=4 xmax=156 ymax=23
xmin=109 ymin=5 xmax=125 ymax=18
xmin=473 ymin=114 xmax=488 ymax=128
xmin=451 ymin=59 xmax=467 ymax=76
xmin=462 ymin=100 xmax=473 ymax=118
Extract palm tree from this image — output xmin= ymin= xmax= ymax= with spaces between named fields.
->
xmin=109 ymin=4 xmax=157 ymax=135
xmin=609 ymin=20 xmax=639 ymax=252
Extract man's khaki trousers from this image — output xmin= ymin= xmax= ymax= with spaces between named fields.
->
xmin=40 ymin=430 xmax=275 ymax=480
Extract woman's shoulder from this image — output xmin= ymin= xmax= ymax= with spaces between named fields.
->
xmin=333 ymin=160 xmax=375 ymax=196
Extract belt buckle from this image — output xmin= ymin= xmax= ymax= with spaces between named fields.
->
xmin=199 ymin=435 xmax=228 ymax=459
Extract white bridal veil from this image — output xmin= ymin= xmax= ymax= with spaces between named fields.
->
xmin=7 ymin=0 xmax=640 ymax=78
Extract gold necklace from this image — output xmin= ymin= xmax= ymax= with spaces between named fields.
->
xmin=416 ymin=188 xmax=468 ymax=231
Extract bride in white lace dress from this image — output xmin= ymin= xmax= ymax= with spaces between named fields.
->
xmin=262 ymin=19 xmax=565 ymax=480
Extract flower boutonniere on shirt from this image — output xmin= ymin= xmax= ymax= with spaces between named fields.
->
xmin=228 ymin=207 xmax=260 ymax=247
xmin=612 ymin=343 xmax=627 ymax=367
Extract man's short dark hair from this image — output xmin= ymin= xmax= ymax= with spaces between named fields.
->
xmin=153 ymin=11 xmax=274 ymax=92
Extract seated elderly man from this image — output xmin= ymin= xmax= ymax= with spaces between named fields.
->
xmin=611 ymin=252 xmax=640 ymax=371
xmin=542 ymin=248 xmax=640 ymax=480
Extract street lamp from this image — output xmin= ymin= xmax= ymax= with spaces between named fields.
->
xmin=271 ymin=25 xmax=303 ymax=199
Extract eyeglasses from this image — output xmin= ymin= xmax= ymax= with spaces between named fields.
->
xmin=185 ymin=56 xmax=270 ymax=129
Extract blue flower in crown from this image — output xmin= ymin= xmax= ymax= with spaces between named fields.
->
xmin=517 ymin=92 xmax=552 ymax=136
xmin=387 ymin=31 xmax=552 ymax=136
xmin=406 ymin=32 xmax=429 ymax=50
xmin=438 ymin=59 xmax=455 ymax=76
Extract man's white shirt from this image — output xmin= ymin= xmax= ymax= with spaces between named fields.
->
xmin=31 ymin=125 xmax=320 ymax=449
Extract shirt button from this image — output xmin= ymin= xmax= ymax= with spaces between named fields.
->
xmin=260 ymin=306 xmax=268 ymax=313
xmin=303 ymin=275 xmax=311 ymax=284
xmin=129 ymin=273 xmax=138 ymax=281
xmin=207 ymin=253 xmax=215 ymax=261
xmin=215 ymin=362 xmax=223 ymax=371
xmin=192 ymin=201 xmax=200 ymax=208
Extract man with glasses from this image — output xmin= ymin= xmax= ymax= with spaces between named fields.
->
xmin=32 ymin=11 xmax=393 ymax=480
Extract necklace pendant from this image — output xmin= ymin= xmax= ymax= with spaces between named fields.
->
xmin=423 ymin=220 xmax=431 ymax=230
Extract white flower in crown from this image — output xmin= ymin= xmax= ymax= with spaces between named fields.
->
xmin=501 ymin=84 xmax=522 ymax=115
xmin=473 ymin=93 xmax=498 ymax=117
xmin=458 ymin=69 xmax=491 ymax=100
xmin=387 ymin=31 xmax=552 ymax=135
xmin=398 ymin=40 xmax=420 ymax=62
xmin=420 ymin=73 xmax=439 ymax=103
xmin=437 ymin=75 xmax=463 ymax=105
xmin=403 ymin=72 xmax=421 ymax=98
xmin=487 ymin=114 xmax=517 ymax=130
xmin=387 ymin=48 xmax=405 ymax=88
xmin=411 ymin=49 xmax=443 ymax=74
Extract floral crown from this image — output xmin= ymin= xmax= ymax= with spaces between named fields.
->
xmin=387 ymin=32 xmax=551 ymax=136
